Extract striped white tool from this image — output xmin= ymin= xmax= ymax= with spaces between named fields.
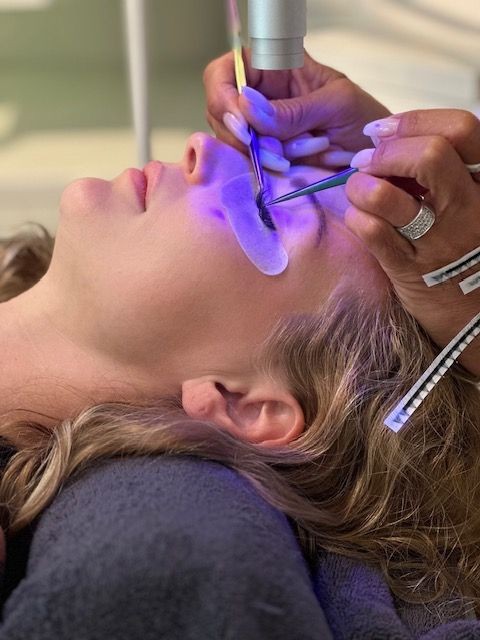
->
xmin=423 ymin=246 xmax=480 ymax=287
xmin=384 ymin=311 xmax=480 ymax=432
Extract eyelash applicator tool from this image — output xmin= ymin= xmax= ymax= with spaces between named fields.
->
xmin=227 ymin=0 xmax=275 ymax=230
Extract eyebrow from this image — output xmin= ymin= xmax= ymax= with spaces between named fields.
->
xmin=291 ymin=177 xmax=327 ymax=246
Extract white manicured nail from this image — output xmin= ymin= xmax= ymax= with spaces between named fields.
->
xmin=283 ymin=136 xmax=330 ymax=159
xmin=350 ymin=148 xmax=375 ymax=169
xmin=241 ymin=86 xmax=275 ymax=116
xmin=223 ymin=112 xmax=251 ymax=146
xmin=259 ymin=149 xmax=290 ymax=172
xmin=320 ymin=150 xmax=355 ymax=167
xmin=363 ymin=117 xmax=399 ymax=139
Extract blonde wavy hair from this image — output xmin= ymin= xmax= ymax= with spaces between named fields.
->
xmin=1 ymin=223 xmax=480 ymax=614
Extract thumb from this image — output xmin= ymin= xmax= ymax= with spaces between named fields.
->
xmin=344 ymin=204 xmax=415 ymax=276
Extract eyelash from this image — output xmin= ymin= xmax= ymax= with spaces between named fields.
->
xmin=256 ymin=189 xmax=277 ymax=231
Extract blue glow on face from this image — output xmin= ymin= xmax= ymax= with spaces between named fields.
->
xmin=220 ymin=174 xmax=288 ymax=276
xmin=209 ymin=208 xmax=226 ymax=221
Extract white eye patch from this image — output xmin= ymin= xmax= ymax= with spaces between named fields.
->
xmin=220 ymin=174 xmax=288 ymax=276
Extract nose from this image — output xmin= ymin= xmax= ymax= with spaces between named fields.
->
xmin=182 ymin=132 xmax=251 ymax=185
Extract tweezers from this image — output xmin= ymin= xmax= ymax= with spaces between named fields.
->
xmin=266 ymin=167 xmax=358 ymax=206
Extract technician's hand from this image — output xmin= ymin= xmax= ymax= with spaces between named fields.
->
xmin=345 ymin=108 xmax=480 ymax=377
xmin=203 ymin=49 xmax=390 ymax=172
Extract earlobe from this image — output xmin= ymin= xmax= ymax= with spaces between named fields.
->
xmin=181 ymin=377 xmax=305 ymax=447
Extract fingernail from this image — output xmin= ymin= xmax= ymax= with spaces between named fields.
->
xmin=259 ymin=149 xmax=290 ymax=173
xmin=283 ymin=136 xmax=330 ymax=159
xmin=223 ymin=112 xmax=251 ymax=146
xmin=350 ymin=148 xmax=375 ymax=169
xmin=257 ymin=135 xmax=283 ymax=157
xmin=363 ymin=116 xmax=399 ymax=139
xmin=241 ymin=86 xmax=275 ymax=116
xmin=320 ymin=150 xmax=355 ymax=167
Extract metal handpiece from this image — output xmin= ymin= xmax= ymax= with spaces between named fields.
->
xmin=248 ymin=0 xmax=306 ymax=70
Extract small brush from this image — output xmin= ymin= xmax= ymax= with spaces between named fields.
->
xmin=266 ymin=167 xmax=358 ymax=206
xmin=226 ymin=0 xmax=275 ymax=230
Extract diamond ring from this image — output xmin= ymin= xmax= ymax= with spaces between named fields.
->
xmin=396 ymin=196 xmax=436 ymax=241
xmin=465 ymin=162 xmax=480 ymax=174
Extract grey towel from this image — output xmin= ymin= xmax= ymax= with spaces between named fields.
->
xmin=1 ymin=455 xmax=479 ymax=639
xmin=0 ymin=456 xmax=332 ymax=640
xmin=314 ymin=551 xmax=480 ymax=639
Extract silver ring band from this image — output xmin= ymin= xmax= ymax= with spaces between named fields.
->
xmin=396 ymin=196 xmax=436 ymax=241
xmin=466 ymin=162 xmax=480 ymax=174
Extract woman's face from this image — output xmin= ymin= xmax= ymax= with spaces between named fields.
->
xmin=46 ymin=132 xmax=389 ymax=387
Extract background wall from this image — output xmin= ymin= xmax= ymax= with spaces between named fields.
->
xmin=305 ymin=0 xmax=479 ymax=115
xmin=0 ymin=0 xmax=227 ymax=69
xmin=0 ymin=0 xmax=227 ymax=233
xmin=0 ymin=0 xmax=478 ymax=234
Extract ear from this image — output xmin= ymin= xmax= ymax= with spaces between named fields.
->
xmin=181 ymin=377 xmax=305 ymax=448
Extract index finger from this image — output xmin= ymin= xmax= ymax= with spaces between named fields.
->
xmin=365 ymin=109 xmax=480 ymax=166
xmin=203 ymin=51 xmax=243 ymax=122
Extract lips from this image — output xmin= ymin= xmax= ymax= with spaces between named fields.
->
xmin=143 ymin=160 xmax=164 ymax=208
xmin=125 ymin=168 xmax=147 ymax=211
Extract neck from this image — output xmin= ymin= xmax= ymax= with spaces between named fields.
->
xmin=0 ymin=284 xmax=154 ymax=430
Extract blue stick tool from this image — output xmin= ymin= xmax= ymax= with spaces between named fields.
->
xmin=266 ymin=167 xmax=358 ymax=206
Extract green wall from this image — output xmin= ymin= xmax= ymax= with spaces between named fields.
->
xmin=0 ymin=0 xmax=231 ymax=137
xmin=0 ymin=0 xmax=228 ymax=71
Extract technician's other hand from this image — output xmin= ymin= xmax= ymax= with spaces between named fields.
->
xmin=345 ymin=108 xmax=480 ymax=377
xmin=203 ymin=49 xmax=390 ymax=172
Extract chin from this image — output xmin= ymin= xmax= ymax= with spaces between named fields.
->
xmin=59 ymin=177 xmax=110 ymax=218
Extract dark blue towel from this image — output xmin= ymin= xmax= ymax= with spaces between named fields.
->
xmin=314 ymin=551 xmax=479 ymax=639
xmin=0 ymin=455 xmax=479 ymax=639
xmin=0 ymin=456 xmax=332 ymax=640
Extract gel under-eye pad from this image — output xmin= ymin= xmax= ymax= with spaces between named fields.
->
xmin=220 ymin=174 xmax=288 ymax=276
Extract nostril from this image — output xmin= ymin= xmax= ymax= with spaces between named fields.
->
xmin=186 ymin=146 xmax=197 ymax=175
xmin=183 ymin=132 xmax=217 ymax=184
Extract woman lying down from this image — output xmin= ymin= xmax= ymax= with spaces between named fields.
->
xmin=0 ymin=64 xmax=479 ymax=637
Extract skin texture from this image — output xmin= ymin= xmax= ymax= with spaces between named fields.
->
xmin=49 ymin=132 xmax=387 ymax=369
xmin=0 ymin=132 xmax=388 ymax=449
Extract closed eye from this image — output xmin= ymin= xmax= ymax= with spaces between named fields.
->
xmin=291 ymin=177 xmax=326 ymax=246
